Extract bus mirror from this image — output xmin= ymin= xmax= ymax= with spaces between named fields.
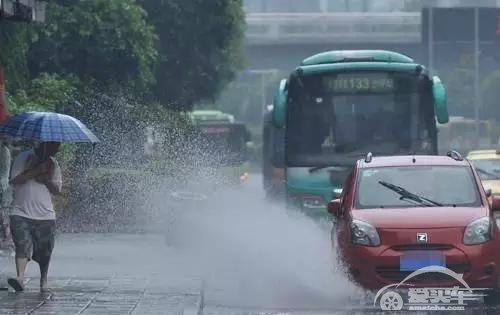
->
xmin=272 ymin=79 xmax=287 ymax=128
xmin=432 ymin=76 xmax=449 ymax=124
xmin=271 ymin=148 xmax=285 ymax=168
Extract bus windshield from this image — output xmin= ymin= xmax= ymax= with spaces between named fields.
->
xmin=194 ymin=124 xmax=249 ymax=166
xmin=287 ymin=71 xmax=435 ymax=166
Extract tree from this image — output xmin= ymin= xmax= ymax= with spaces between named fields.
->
xmin=27 ymin=0 xmax=158 ymax=92
xmin=444 ymin=67 xmax=475 ymax=117
xmin=139 ymin=0 xmax=245 ymax=110
xmin=0 ymin=21 xmax=30 ymax=91
xmin=8 ymin=73 xmax=80 ymax=114
xmin=481 ymin=70 xmax=500 ymax=121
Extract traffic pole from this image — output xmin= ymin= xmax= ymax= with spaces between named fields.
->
xmin=474 ymin=7 xmax=481 ymax=145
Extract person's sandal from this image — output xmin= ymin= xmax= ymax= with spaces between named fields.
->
xmin=7 ymin=278 xmax=24 ymax=292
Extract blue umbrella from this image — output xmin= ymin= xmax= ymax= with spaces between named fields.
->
xmin=0 ymin=112 xmax=99 ymax=143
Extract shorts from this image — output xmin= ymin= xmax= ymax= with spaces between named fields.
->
xmin=9 ymin=215 xmax=56 ymax=264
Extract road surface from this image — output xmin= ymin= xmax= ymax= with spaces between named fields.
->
xmin=0 ymin=174 xmax=497 ymax=314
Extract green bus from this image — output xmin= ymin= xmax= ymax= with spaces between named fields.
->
xmin=189 ymin=110 xmax=251 ymax=185
xmin=271 ymin=50 xmax=449 ymax=216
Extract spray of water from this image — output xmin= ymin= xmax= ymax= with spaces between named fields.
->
xmin=56 ymin=93 xmax=361 ymax=310
xmin=159 ymin=173 xmax=360 ymax=311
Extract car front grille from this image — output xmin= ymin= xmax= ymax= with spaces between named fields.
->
xmin=391 ymin=244 xmax=454 ymax=251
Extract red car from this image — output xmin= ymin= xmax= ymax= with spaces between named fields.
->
xmin=328 ymin=153 xmax=500 ymax=294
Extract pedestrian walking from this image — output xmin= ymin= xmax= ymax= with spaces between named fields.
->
xmin=7 ymin=141 xmax=62 ymax=292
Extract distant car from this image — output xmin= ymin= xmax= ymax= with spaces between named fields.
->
xmin=467 ymin=149 xmax=500 ymax=199
xmin=328 ymin=152 xmax=500 ymax=296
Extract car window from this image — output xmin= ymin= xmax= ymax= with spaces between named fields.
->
xmin=355 ymin=165 xmax=481 ymax=209
xmin=341 ymin=168 xmax=354 ymax=210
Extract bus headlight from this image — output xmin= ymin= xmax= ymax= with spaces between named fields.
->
xmin=240 ymin=172 xmax=249 ymax=182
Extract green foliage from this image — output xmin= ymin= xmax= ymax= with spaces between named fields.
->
xmin=3 ymin=0 xmax=246 ymax=112
xmin=8 ymin=73 xmax=80 ymax=114
xmin=0 ymin=21 xmax=31 ymax=91
xmin=27 ymin=0 xmax=158 ymax=91
xmin=444 ymin=68 xmax=475 ymax=117
xmin=1 ymin=1 xmax=247 ymax=231
xmin=139 ymin=0 xmax=246 ymax=110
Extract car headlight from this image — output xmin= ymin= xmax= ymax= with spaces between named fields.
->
xmin=464 ymin=217 xmax=492 ymax=245
xmin=350 ymin=219 xmax=381 ymax=247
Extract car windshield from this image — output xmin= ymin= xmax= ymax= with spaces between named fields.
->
xmin=470 ymin=159 xmax=500 ymax=180
xmin=356 ymin=166 xmax=481 ymax=209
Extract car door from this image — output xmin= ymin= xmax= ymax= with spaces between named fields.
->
xmin=332 ymin=167 xmax=355 ymax=251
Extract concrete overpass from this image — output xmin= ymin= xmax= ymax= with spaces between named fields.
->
xmin=246 ymin=12 xmax=421 ymax=45
xmin=244 ymin=12 xmax=425 ymax=70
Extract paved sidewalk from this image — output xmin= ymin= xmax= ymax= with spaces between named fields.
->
xmin=0 ymin=233 xmax=203 ymax=314
xmin=0 ymin=276 xmax=202 ymax=314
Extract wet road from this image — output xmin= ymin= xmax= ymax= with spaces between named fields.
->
xmin=0 ymin=174 xmax=498 ymax=314
xmin=0 ymin=233 xmax=203 ymax=314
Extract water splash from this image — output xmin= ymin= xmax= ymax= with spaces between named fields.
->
xmin=161 ymin=176 xmax=359 ymax=310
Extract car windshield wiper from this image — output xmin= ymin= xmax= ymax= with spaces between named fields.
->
xmin=378 ymin=181 xmax=443 ymax=207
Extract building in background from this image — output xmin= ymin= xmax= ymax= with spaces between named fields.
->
xmin=243 ymin=0 xmax=500 ymax=120
xmin=243 ymin=0 xmax=422 ymax=13
xmin=0 ymin=0 xmax=46 ymax=22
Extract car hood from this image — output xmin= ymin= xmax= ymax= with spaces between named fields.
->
xmin=352 ymin=207 xmax=489 ymax=229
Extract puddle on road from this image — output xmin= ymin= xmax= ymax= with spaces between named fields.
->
xmin=160 ymin=176 xmax=360 ymax=311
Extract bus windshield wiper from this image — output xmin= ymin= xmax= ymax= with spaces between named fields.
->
xmin=309 ymin=166 xmax=329 ymax=173
xmin=378 ymin=181 xmax=443 ymax=207
xmin=309 ymin=165 xmax=348 ymax=173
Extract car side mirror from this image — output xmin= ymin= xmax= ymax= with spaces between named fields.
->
xmin=333 ymin=188 xmax=343 ymax=199
xmin=491 ymin=197 xmax=500 ymax=212
xmin=271 ymin=147 xmax=285 ymax=168
xmin=327 ymin=199 xmax=342 ymax=217
xmin=485 ymin=188 xmax=492 ymax=198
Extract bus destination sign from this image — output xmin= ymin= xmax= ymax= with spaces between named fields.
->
xmin=201 ymin=127 xmax=230 ymax=134
xmin=324 ymin=73 xmax=395 ymax=93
